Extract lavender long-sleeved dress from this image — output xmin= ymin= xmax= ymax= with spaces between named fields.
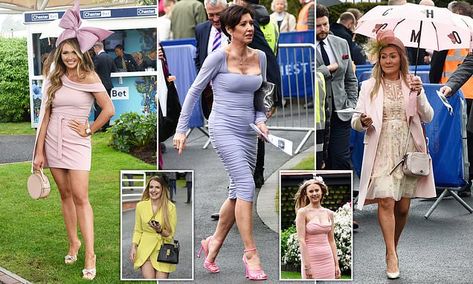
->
xmin=175 ymin=49 xmax=267 ymax=202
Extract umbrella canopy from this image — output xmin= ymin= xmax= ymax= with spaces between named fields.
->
xmin=453 ymin=14 xmax=473 ymax=50
xmin=356 ymin=3 xmax=471 ymax=51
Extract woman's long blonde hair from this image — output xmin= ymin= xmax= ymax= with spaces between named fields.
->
xmin=366 ymin=43 xmax=410 ymax=100
xmin=141 ymin=175 xmax=172 ymax=235
xmin=44 ymin=38 xmax=94 ymax=108
xmin=294 ymin=178 xmax=328 ymax=212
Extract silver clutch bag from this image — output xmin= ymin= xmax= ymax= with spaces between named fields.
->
xmin=254 ymin=81 xmax=275 ymax=116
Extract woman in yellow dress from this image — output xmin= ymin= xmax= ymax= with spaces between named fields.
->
xmin=129 ymin=175 xmax=177 ymax=279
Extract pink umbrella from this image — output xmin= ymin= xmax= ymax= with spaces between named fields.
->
xmin=356 ymin=3 xmax=471 ymax=73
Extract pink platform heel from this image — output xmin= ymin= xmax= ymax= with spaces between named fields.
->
xmin=242 ymin=248 xmax=268 ymax=281
xmin=197 ymin=236 xmax=220 ymax=273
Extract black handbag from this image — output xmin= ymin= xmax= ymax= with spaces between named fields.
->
xmin=254 ymin=81 xmax=275 ymax=116
xmin=157 ymin=240 xmax=180 ymax=264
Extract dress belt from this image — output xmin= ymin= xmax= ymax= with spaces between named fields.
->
xmin=51 ymin=113 xmax=87 ymax=160
xmin=57 ymin=114 xmax=65 ymax=160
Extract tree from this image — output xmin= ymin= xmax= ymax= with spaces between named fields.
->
xmin=138 ymin=0 xmax=157 ymax=5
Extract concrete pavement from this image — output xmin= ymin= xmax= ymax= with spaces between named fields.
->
xmin=0 ymin=135 xmax=34 ymax=163
xmin=318 ymin=194 xmax=473 ymax=284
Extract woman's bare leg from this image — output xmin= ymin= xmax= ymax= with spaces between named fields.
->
xmin=50 ymin=168 xmax=81 ymax=258
xmin=206 ymin=198 xmax=236 ymax=262
xmin=394 ymin=198 xmax=411 ymax=249
xmin=235 ymin=199 xmax=262 ymax=270
xmin=69 ymin=170 xmax=94 ymax=268
xmin=377 ymin=198 xmax=399 ymax=273
xmin=156 ymin=271 xmax=169 ymax=279
xmin=141 ymin=261 xmax=155 ymax=279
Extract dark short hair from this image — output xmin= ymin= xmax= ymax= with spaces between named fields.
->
xmin=451 ymin=1 xmax=473 ymax=17
xmin=316 ymin=4 xmax=329 ymax=19
xmin=114 ymin=44 xmax=124 ymax=51
xmin=220 ymin=5 xmax=254 ymax=38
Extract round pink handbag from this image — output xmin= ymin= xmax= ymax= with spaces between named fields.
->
xmin=27 ymin=169 xmax=51 ymax=199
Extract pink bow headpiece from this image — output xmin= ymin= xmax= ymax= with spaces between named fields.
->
xmin=56 ymin=0 xmax=113 ymax=53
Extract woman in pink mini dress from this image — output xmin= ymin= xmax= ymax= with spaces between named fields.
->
xmin=32 ymin=4 xmax=114 ymax=279
xmin=294 ymin=178 xmax=340 ymax=279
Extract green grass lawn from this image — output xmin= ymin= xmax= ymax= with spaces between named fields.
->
xmin=0 ymin=129 xmax=154 ymax=283
xmin=292 ymin=154 xmax=314 ymax=170
xmin=0 ymin=122 xmax=35 ymax=135
xmin=281 ymin=271 xmax=351 ymax=280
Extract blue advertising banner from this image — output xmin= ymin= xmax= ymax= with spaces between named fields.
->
xmin=24 ymin=6 xmax=157 ymax=23
xmin=278 ymin=31 xmax=314 ymax=98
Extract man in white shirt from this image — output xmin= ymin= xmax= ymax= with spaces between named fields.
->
xmin=194 ymin=0 xmax=229 ymax=119
xmin=316 ymin=4 xmax=358 ymax=170
xmin=195 ymin=0 xmax=229 ymax=72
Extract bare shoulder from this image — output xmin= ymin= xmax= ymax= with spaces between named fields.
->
xmin=247 ymin=47 xmax=261 ymax=59
xmin=81 ymin=71 xmax=101 ymax=84
xmin=296 ymin=207 xmax=306 ymax=218
xmin=324 ymin=208 xmax=335 ymax=217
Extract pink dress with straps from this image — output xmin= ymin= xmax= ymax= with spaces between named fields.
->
xmin=44 ymin=75 xmax=105 ymax=171
xmin=302 ymin=219 xmax=335 ymax=279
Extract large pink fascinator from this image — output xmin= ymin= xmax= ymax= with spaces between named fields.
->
xmin=56 ymin=0 xmax=113 ymax=53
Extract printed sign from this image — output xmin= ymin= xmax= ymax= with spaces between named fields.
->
xmin=111 ymin=87 xmax=129 ymax=100
xmin=24 ymin=6 xmax=157 ymax=23
xmin=82 ymin=10 xmax=111 ymax=19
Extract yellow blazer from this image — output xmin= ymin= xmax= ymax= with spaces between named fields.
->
xmin=132 ymin=199 xmax=177 ymax=272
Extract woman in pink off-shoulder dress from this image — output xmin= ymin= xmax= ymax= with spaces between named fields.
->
xmin=295 ymin=178 xmax=340 ymax=280
xmin=31 ymin=5 xmax=115 ymax=278
xmin=32 ymin=37 xmax=114 ymax=280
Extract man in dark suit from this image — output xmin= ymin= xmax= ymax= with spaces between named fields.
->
xmin=316 ymin=4 xmax=358 ymax=170
xmin=195 ymin=0 xmax=229 ymax=119
xmin=236 ymin=0 xmax=282 ymax=189
xmin=93 ymin=41 xmax=117 ymax=129
xmin=114 ymin=44 xmax=138 ymax=72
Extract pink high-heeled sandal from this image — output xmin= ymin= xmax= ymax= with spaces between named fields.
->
xmin=197 ymin=236 xmax=220 ymax=273
xmin=242 ymin=248 xmax=268 ymax=281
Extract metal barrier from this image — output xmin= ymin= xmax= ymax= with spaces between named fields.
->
xmin=270 ymin=43 xmax=315 ymax=154
xmin=121 ymin=170 xmax=147 ymax=202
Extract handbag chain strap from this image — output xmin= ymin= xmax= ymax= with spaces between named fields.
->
xmin=389 ymin=116 xmax=427 ymax=175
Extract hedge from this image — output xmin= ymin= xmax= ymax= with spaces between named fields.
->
xmin=0 ymin=37 xmax=29 ymax=122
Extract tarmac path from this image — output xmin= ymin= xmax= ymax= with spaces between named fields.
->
xmin=0 ymin=135 xmax=34 ymax=164
xmin=161 ymin=129 xmax=313 ymax=283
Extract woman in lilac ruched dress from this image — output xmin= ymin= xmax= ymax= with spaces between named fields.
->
xmin=295 ymin=178 xmax=340 ymax=279
xmin=173 ymin=5 xmax=269 ymax=281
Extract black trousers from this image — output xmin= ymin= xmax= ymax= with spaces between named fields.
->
xmin=255 ymin=138 xmax=265 ymax=173
xmin=186 ymin=181 xmax=192 ymax=203
xmin=94 ymin=88 xmax=111 ymax=129
xmin=467 ymin=99 xmax=473 ymax=181
xmin=326 ymin=113 xmax=352 ymax=170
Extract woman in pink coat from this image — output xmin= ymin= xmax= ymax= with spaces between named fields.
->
xmin=351 ymin=30 xmax=435 ymax=279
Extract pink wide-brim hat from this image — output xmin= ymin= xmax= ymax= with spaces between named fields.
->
xmin=376 ymin=30 xmax=406 ymax=52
